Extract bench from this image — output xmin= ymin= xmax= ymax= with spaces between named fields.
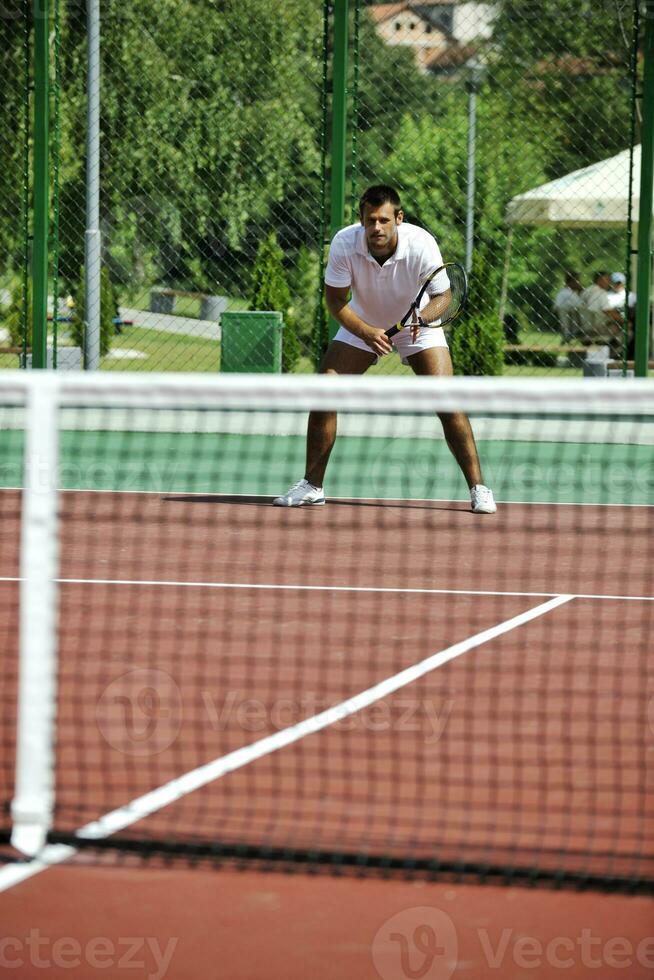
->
xmin=150 ymin=288 xmax=227 ymax=321
xmin=504 ymin=344 xmax=589 ymax=355
xmin=153 ymin=288 xmax=208 ymax=301
xmin=607 ymin=359 xmax=654 ymax=371
xmin=503 ymin=344 xmax=589 ymax=367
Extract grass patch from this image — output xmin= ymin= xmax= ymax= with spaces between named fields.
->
xmin=101 ymin=325 xmax=219 ymax=372
xmin=517 ymin=326 xmax=562 ymax=347
xmin=0 ymin=320 xmax=643 ymax=378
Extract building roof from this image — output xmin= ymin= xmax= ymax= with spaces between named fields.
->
xmin=368 ymin=3 xmax=409 ymax=25
xmin=423 ymin=43 xmax=477 ymax=71
xmin=368 ymin=1 xmax=458 ymax=26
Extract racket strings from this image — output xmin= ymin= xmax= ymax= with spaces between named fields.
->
xmin=423 ymin=265 xmax=467 ymax=326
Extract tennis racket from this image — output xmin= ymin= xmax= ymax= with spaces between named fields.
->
xmin=385 ymin=262 xmax=468 ymax=339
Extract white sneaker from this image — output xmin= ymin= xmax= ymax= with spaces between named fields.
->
xmin=273 ymin=479 xmax=326 ymax=507
xmin=470 ymin=484 xmax=497 ymax=514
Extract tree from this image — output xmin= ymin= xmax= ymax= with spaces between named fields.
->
xmin=5 ymin=277 xmax=31 ymax=350
xmin=449 ymin=312 xmax=504 ymax=376
xmin=54 ymin=0 xmax=324 ymax=297
xmin=249 ymin=232 xmax=301 ymax=372
xmin=487 ymin=0 xmax=636 ymax=177
xmin=0 ymin=10 xmax=30 ymax=279
xmin=70 ymin=265 xmax=116 ymax=360
xmin=383 ymin=96 xmax=548 ymax=316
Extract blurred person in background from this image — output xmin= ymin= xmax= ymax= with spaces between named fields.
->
xmin=553 ymin=270 xmax=583 ymax=341
xmin=579 ymin=271 xmax=622 ymax=346
xmin=607 ymin=272 xmax=626 ymax=309
xmin=608 ymin=272 xmax=637 ymax=356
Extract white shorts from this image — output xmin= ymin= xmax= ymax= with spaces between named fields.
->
xmin=333 ymin=325 xmax=448 ymax=364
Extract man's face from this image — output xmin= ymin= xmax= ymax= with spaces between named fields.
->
xmin=597 ymin=274 xmax=610 ymax=290
xmin=361 ymin=202 xmax=403 ymax=259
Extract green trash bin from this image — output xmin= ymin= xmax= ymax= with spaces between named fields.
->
xmin=220 ymin=311 xmax=284 ymax=373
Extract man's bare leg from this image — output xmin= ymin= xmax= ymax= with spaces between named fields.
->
xmin=407 ymin=346 xmax=483 ymax=489
xmin=305 ymin=341 xmax=376 ymax=487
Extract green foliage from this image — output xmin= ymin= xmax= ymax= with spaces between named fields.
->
xmin=503 ymin=345 xmax=559 ymax=368
xmin=70 ymin=266 xmax=116 ymax=359
xmin=503 ymin=224 xmax=627 ymax=332
xmin=489 ymin=0 xmax=634 ymax=177
xmin=450 ymin=313 xmax=504 ymax=377
xmin=0 ymin=14 xmax=29 ymax=277
xmin=282 ymin=326 xmax=303 ymax=373
xmin=249 ymin=233 xmax=291 ymax=311
xmin=249 ymin=232 xmax=301 ymax=372
xmin=384 ymin=97 xmax=548 ymax=323
xmin=509 ymin=282 xmax=559 ymax=333
xmin=54 ymin=0 xmax=325 ymax=297
xmin=353 ymin=14 xmax=440 ymax=192
xmin=0 ymin=0 xmax=637 ymax=375
xmin=287 ymin=245 xmax=321 ymax=348
xmin=4 ymin=278 xmax=31 ymax=349
xmin=491 ymin=0 xmax=624 ymax=63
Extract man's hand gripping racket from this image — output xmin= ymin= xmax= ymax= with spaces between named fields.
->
xmin=386 ymin=262 xmax=468 ymax=342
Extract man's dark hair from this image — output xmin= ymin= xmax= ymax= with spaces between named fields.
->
xmin=358 ymin=185 xmax=402 ymax=219
xmin=593 ymin=270 xmax=609 ymax=283
xmin=564 ymin=270 xmax=580 ymax=284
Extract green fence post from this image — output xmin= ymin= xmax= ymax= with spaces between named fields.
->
xmin=635 ymin=4 xmax=654 ymax=377
xmin=31 ymin=0 xmax=50 ymax=369
xmin=328 ymin=0 xmax=349 ymax=342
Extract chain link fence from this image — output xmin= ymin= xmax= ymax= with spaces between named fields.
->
xmin=0 ymin=5 xmax=30 ymax=363
xmin=356 ymin=0 xmax=639 ymax=376
xmin=0 ymin=0 xmax=644 ymax=375
xmin=60 ymin=0 xmax=327 ymax=373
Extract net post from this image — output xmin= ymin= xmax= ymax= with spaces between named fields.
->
xmin=11 ymin=376 xmax=61 ymax=855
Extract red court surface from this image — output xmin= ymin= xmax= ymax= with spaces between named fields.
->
xmin=1 ymin=863 xmax=653 ymax=979
xmin=1 ymin=491 xmax=653 ymax=977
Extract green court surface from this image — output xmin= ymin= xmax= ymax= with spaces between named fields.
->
xmin=0 ymin=427 xmax=651 ymax=506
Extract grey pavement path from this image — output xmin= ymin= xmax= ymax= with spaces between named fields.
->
xmin=120 ymin=306 xmax=221 ymax=340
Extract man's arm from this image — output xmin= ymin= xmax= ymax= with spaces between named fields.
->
xmin=582 ymin=288 xmax=622 ymax=339
xmin=599 ymin=295 xmax=623 ymax=331
xmin=420 ymin=289 xmax=452 ymax=324
xmin=325 ymin=285 xmax=392 ymax=356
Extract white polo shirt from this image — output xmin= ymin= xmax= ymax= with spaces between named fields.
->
xmin=554 ymin=286 xmax=582 ymax=312
xmin=581 ymin=283 xmax=612 ymax=314
xmin=324 ymin=221 xmax=446 ymax=329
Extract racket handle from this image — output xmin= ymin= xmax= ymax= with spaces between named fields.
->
xmin=385 ymin=324 xmax=400 ymax=339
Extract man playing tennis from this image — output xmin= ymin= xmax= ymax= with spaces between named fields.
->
xmin=274 ymin=184 xmax=496 ymax=513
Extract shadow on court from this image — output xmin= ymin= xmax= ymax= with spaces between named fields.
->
xmin=161 ymin=494 xmax=468 ymax=513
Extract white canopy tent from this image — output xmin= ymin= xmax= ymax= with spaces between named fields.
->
xmin=499 ymin=146 xmax=644 ymax=324
xmin=506 ymin=145 xmax=642 ymax=228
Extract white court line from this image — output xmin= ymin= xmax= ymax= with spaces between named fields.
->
xmin=0 ymin=846 xmax=75 ymax=893
xmin=0 ymin=576 xmax=651 ymax=601
xmin=0 ymin=593 xmax=573 ymax=892
xmin=0 ymin=486 xmax=652 ymax=508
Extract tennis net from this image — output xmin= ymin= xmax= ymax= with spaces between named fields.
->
xmin=1 ymin=371 xmax=653 ymax=892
